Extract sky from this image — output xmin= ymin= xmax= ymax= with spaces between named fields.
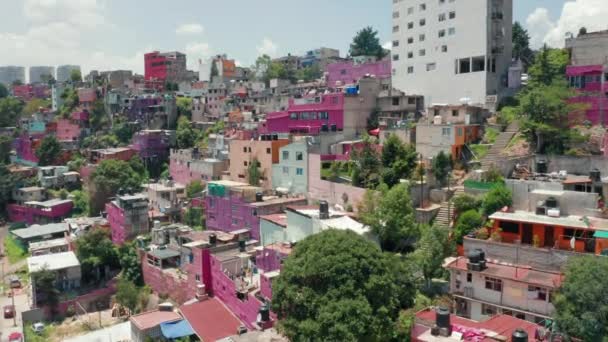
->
xmin=0 ymin=0 xmax=607 ymax=77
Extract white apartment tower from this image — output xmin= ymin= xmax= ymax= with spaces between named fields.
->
xmin=391 ymin=0 xmax=512 ymax=109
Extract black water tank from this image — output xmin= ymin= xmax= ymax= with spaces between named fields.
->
xmin=259 ymin=304 xmax=270 ymax=322
xmin=545 ymin=197 xmax=558 ymax=208
xmin=512 ymin=328 xmax=528 ymax=342
xmin=590 ymin=168 xmax=601 ymax=181
xmin=476 ymin=249 xmax=485 ymax=262
xmin=209 ymin=233 xmax=217 ymax=245
xmin=536 ymin=160 xmax=547 ymax=174
xmin=467 ymin=250 xmax=481 ymax=264
xmin=319 ymin=200 xmax=329 ymax=219
xmin=436 ymin=307 xmax=450 ymax=329
xmin=256 ymin=192 xmax=263 ymax=202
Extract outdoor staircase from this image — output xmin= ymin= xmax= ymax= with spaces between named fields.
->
xmin=480 ymin=122 xmax=520 ymax=171
xmin=434 ymin=187 xmax=464 ymax=228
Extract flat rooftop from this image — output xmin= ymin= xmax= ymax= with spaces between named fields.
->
xmin=27 ymin=251 xmax=80 ymax=272
xmin=28 ymin=237 xmax=68 ymax=251
xmin=16 ymin=186 xmax=45 ymax=192
xmin=260 ymin=213 xmax=287 ymax=227
xmin=12 ymin=223 xmax=69 ymax=240
xmin=25 ymin=198 xmax=72 ymax=207
xmin=130 ymin=310 xmax=182 ymax=331
xmin=249 ymin=196 xmax=306 ymax=208
xmin=490 ymin=210 xmax=608 ymax=231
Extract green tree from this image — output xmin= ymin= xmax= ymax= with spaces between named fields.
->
xmin=0 ymin=83 xmax=7 ymax=98
xmin=70 ymin=69 xmax=82 ymax=83
xmin=0 ymin=97 xmax=24 ymax=127
xmin=89 ymin=159 xmax=143 ymax=214
xmin=112 ymin=121 xmax=136 ymax=145
xmin=0 ymin=135 xmax=12 ymax=164
xmin=183 ymin=207 xmax=203 ymax=229
xmin=554 ymin=256 xmax=608 ymax=341
xmin=253 ymin=54 xmax=272 ymax=81
xmin=186 ymin=180 xmax=204 ymax=198
xmin=71 ymin=190 xmax=89 ymax=216
xmin=454 ymin=210 xmax=483 ymax=244
xmin=176 ymin=97 xmax=193 ymax=120
xmin=453 ymin=194 xmax=481 ymax=215
xmin=272 ymin=230 xmax=412 ymax=342
xmin=413 ymin=224 xmax=453 ymax=290
xmin=90 ymin=99 xmax=109 ymax=132
xmin=118 ymin=242 xmax=143 ymax=286
xmin=0 ymin=164 xmax=16 ymax=213
xmin=368 ymin=183 xmax=418 ymax=252
xmin=481 ymin=184 xmax=512 ymax=216
xmin=31 ymin=268 xmax=60 ymax=313
xmin=75 ymin=228 xmax=119 ymax=283
xmin=210 ymin=61 xmax=219 ymax=78
xmin=381 ymin=135 xmax=417 ymax=187
xmin=267 ymin=62 xmax=288 ymax=81
xmin=35 ymin=136 xmax=62 ymax=166
xmin=295 ymin=64 xmax=322 ymax=82
xmin=512 ymin=21 xmax=534 ymax=67
xmin=59 ymin=88 xmax=79 ymax=118
xmin=23 ymin=98 xmax=51 ymax=116
xmin=349 ymin=26 xmax=387 ymax=59
xmin=528 ymin=46 xmax=569 ymax=87
xmin=176 ymin=116 xmax=197 ymax=149
xmin=248 ymin=158 xmax=261 ymax=186
xmin=115 ymin=277 xmax=140 ymax=313
xmin=350 ymin=136 xmax=381 ymax=189
xmin=432 ymin=151 xmax=451 ymax=187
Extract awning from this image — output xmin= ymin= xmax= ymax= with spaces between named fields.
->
xmin=160 ymin=319 xmax=195 ymax=339
xmin=593 ymin=231 xmax=608 ymax=239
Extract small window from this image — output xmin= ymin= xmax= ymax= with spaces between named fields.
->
xmin=243 ymin=147 xmax=247 ymax=153
xmin=442 ymin=128 xmax=451 ymax=136
xmin=419 ymin=34 xmax=426 ymax=42
xmin=195 ymin=274 xmax=201 ymax=282
xmin=243 ymin=161 xmax=248 ymax=166
xmin=419 ymin=49 xmax=426 ymax=57
xmin=393 ymin=11 xmax=400 ymax=18
xmin=528 ymin=286 xmax=548 ymax=301
xmin=408 ymin=52 xmax=414 ymax=59
xmin=419 ymin=18 xmax=426 ymax=26
xmin=282 ymin=151 xmax=289 ymax=160
xmin=296 ymin=152 xmax=303 ymax=161
xmin=319 ymin=112 xmax=329 ymax=120
xmin=452 ymin=110 xmax=459 ymax=117
xmin=393 ymin=54 xmax=400 ymax=61
xmin=340 ymin=69 xmax=347 ymax=75
xmin=448 ymin=27 xmax=456 ymax=35
xmin=439 ymin=13 xmax=446 ymax=22
xmin=485 ymin=277 xmax=503 ymax=292
xmin=266 ymin=148 xmax=271 ymax=154
xmin=393 ymin=25 xmax=400 ymax=33
xmin=408 ymin=97 xmax=416 ymax=104
xmin=392 ymin=40 xmax=400 ymax=47
xmin=301 ymin=112 xmax=310 ymax=120
xmin=282 ymin=167 xmax=289 ymax=175
xmin=459 ymin=58 xmax=471 ymax=73
xmin=482 ymin=304 xmax=498 ymax=316
xmin=457 ymin=127 xmax=463 ymax=136
xmin=426 ymin=63 xmax=436 ymax=71
xmin=408 ymin=37 xmax=414 ymax=44
xmin=289 ymin=113 xmax=298 ymax=120
xmin=392 ymin=97 xmax=400 ymax=106
xmin=419 ymin=3 xmax=426 ymax=11
xmin=439 ymin=29 xmax=446 ymax=38
xmin=408 ymin=22 xmax=414 ymax=29
xmin=442 ymin=45 xmax=448 ymax=52
xmin=407 ymin=7 xmax=414 ymax=14
xmin=407 ymin=66 xmax=414 ymax=74
xmin=449 ymin=11 xmax=456 ymax=19
xmin=296 ymin=168 xmax=304 ymax=176
xmin=467 ymin=273 xmax=472 ymax=282
xmin=472 ymin=56 xmax=485 ymax=72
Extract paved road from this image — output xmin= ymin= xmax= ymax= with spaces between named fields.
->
xmin=63 ymin=322 xmax=131 ymax=342
xmin=0 ymin=292 xmax=28 ymax=342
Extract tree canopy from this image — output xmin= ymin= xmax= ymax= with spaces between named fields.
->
xmin=380 ymin=134 xmax=418 ymax=187
xmin=512 ymin=22 xmax=534 ymax=67
xmin=431 ymin=151 xmax=452 ymax=187
xmin=248 ymin=158 xmax=261 ymax=186
xmin=35 ymin=136 xmax=62 ymax=166
xmin=75 ymin=228 xmax=119 ymax=283
xmin=89 ymin=159 xmax=144 ymax=214
xmin=23 ymin=98 xmax=51 ymax=116
xmin=186 ymin=180 xmax=204 ymax=198
xmin=0 ymin=135 xmax=12 ymax=164
xmin=454 ymin=209 xmax=483 ymax=244
xmin=349 ymin=26 xmax=387 ymax=59
xmin=70 ymin=69 xmax=82 ymax=83
xmin=176 ymin=97 xmax=193 ymax=120
xmin=481 ymin=184 xmax=512 ymax=216
xmin=413 ymin=224 xmax=453 ymax=290
xmin=0 ymin=97 xmax=24 ymax=127
xmin=351 ymin=136 xmax=382 ymax=189
xmin=115 ymin=277 xmax=140 ymax=313
xmin=32 ymin=268 xmax=60 ymax=312
xmin=0 ymin=83 xmax=7 ymax=98
xmin=118 ymin=242 xmax=143 ymax=286
xmin=554 ymin=256 xmax=608 ymax=341
xmin=272 ymin=230 xmax=414 ymax=342
xmin=176 ymin=115 xmax=197 ymax=149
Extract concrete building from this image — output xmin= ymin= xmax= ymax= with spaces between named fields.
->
xmin=228 ymin=138 xmax=290 ymax=189
xmin=28 ymin=251 xmax=81 ymax=307
xmin=11 ymin=222 xmax=70 ymax=247
xmin=57 ymin=65 xmax=81 ymax=83
xmin=169 ymin=148 xmax=227 ymax=186
xmin=326 ymin=59 xmax=391 ymax=87
xmin=89 ymin=147 xmax=136 ymax=164
xmin=52 ymin=83 xmax=67 ymax=111
xmin=29 ymin=66 xmax=55 ymax=84
xmin=124 ymin=94 xmax=177 ymax=129
xmin=131 ymin=130 xmax=173 ymax=167
xmin=566 ymin=30 xmax=608 ymax=66
xmin=12 ymin=84 xmax=49 ymax=100
xmin=8 ymin=199 xmax=74 ymax=225
xmin=301 ymin=47 xmax=341 ymax=70
xmin=205 ymin=180 xmax=307 ymax=240
xmin=0 ymin=66 xmax=25 ymax=85
xmin=145 ymin=180 xmax=186 ymax=219
xmin=377 ymin=87 xmax=424 ymax=127
xmin=106 ymin=193 xmax=149 ymax=244
xmin=12 ymin=186 xmax=45 ymax=204
xmin=38 ymin=166 xmax=79 ymax=188
xmin=100 ymin=70 xmax=133 ymax=89
xmin=145 ymin=51 xmax=188 ymax=83
xmin=445 ymin=254 xmax=560 ymax=323
xmin=271 ymin=140 xmax=309 ymax=194
xmin=129 ymin=308 xmax=183 ymax=342
xmin=391 ymin=0 xmax=513 ymax=108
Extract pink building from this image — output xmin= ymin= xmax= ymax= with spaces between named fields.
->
xmin=105 ymin=194 xmax=149 ymax=244
xmin=169 ymin=148 xmax=227 ymax=186
xmin=228 ymin=139 xmax=290 ymax=189
xmin=567 ymin=65 xmax=608 ymax=125
xmin=326 ymin=59 xmax=391 ymax=87
xmin=131 ymin=130 xmax=171 ymax=161
xmin=205 ymin=180 xmax=307 ymax=240
xmin=8 ymin=199 xmax=73 ymax=225
xmin=12 ymin=84 xmax=48 ymax=100
xmin=56 ymin=119 xmax=82 ymax=142
xmin=14 ymin=134 xmax=41 ymax=165
xmin=78 ymin=88 xmax=97 ymax=110
xmin=89 ymin=147 xmax=136 ymax=164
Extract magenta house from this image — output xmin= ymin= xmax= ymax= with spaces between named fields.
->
xmin=105 ymin=194 xmax=149 ymax=244
xmin=14 ymin=134 xmax=41 ymax=166
xmin=8 ymin=199 xmax=73 ymax=225
xmin=261 ymin=93 xmax=345 ymax=135
xmin=205 ymin=181 xmax=307 ymax=241
xmin=567 ymin=65 xmax=608 ymax=125
xmin=326 ymin=59 xmax=391 ymax=87
xmin=131 ymin=130 xmax=171 ymax=161
xmin=56 ymin=119 xmax=82 ymax=142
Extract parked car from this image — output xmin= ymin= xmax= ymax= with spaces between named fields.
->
xmin=3 ymin=305 xmax=15 ymax=319
xmin=32 ymin=322 xmax=45 ymax=334
xmin=8 ymin=332 xmax=23 ymax=342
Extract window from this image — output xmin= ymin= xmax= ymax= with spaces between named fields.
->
xmin=243 ymin=161 xmax=248 ymax=166
xmin=485 ymin=277 xmax=503 ymax=292
xmin=482 ymin=304 xmax=498 ymax=316
xmin=457 ymin=127 xmax=463 ymax=136
xmin=438 ymin=29 xmax=446 ymax=38
xmin=448 ymin=27 xmax=456 ymax=35
xmin=408 ymin=97 xmax=416 ymax=104
xmin=301 ymin=112 xmax=310 ymax=120
xmin=282 ymin=151 xmax=289 ymax=160
xmin=467 ymin=273 xmax=472 ymax=282
xmin=439 ymin=0 xmax=446 ymax=3
xmin=442 ymin=45 xmax=448 ymax=52
xmin=407 ymin=6 xmax=414 ymax=14
xmin=232 ymin=218 xmax=238 ymax=225
xmin=393 ymin=25 xmax=400 ymax=33
xmin=393 ymin=54 xmax=400 ymax=61
xmin=442 ymin=128 xmax=451 ymax=136
xmin=392 ymin=40 xmax=400 ymax=47
xmin=282 ymin=166 xmax=289 ymax=175
xmin=419 ymin=34 xmax=426 ymax=42
xmin=452 ymin=110 xmax=459 ymax=117
xmin=459 ymin=58 xmax=471 ymax=73
xmin=407 ymin=66 xmax=414 ymax=74
xmin=296 ymin=152 xmax=303 ymax=161
xmin=392 ymin=97 xmax=400 ymax=106
xmin=319 ymin=112 xmax=329 ymax=120
xmin=419 ymin=18 xmax=426 ymax=26
xmin=449 ymin=11 xmax=456 ymax=19
xmin=499 ymin=221 xmax=519 ymax=234
xmin=472 ymin=56 xmax=485 ymax=72
xmin=310 ymin=112 xmax=317 ymax=120
xmin=426 ymin=63 xmax=436 ymax=71
xmin=528 ymin=286 xmax=548 ymax=301
xmin=408 ymin=37 xmax=414 ymax=44
xmin=195 ymin=274 xmax=201 ymax=282
xmin=266 ymin=148 xmax=271 ymax=154
xmin=408 ymin=22 xmax=414 ymax=29
xmin=393 ymin=11 xmax=400 ymax=18
xmin=419 ymin=49 xmax=426 ymax=56
xmin=419 ymin=3 xmax=426 ymax=10
xmin=439 ymin=13 xmax=446 ymax=22
xmin=408 ymin=52 xmax=414 ymax=59
xmin=290 ymin=113 xmax=298 ymax=120
xmin=296 ymin=168 xmax=304 ymax=176
xmin=340 ymin=69 xmax=347 ymax=75
xmin=243 ymin=147 xmax=247 ymax=153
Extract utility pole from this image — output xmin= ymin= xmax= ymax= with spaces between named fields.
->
xmin=11 ymin=288 xmax=16 ymax=327
xmin=419 ymin=153 xmax=424 ymax=209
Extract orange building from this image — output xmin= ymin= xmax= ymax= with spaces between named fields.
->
xmin=228 ymin=136 xmax=290 ymax=190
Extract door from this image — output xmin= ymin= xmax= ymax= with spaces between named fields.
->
xmin=544 ymin=226 xmax=555 ymax=248
xmin=522 ymin=224 xmax=533 ymax=245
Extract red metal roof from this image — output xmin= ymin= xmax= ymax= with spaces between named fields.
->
xmin=260 ymin=213 xmax=288 ymax=227
xmin=129 ymin=310 xmax=182 ymax=331
xmin=180 ymin=298 xmax=243 ymax=342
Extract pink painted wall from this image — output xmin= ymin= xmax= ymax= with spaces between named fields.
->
xmin=106 ymin=202 xmax=127 ymax=244
xmin=14 ymin=134 xmax=40 ymax=164
xmin=56 ymin=119 xmax=82 ymax=142
xmin=260 ymin=273 xmax=273 ymax=301
xmin=566 ymin=65 xmax=608 ymax=125
xmin=169 ymin=158 xmax=202 ymax=186
xmin=307 ymin=154 xmax=366 ymax=210
xmin=255 ymin=247 xmax=287 ymax=273
xmin=326 ymin=60 xmax=391 ymax=87
xmin=141 ymin=249 xmax=202 ymax=304
xmin=51 ymin=280 xmax=117 ymax=317
xmin=262 ymin=94 xmax=345 ymax=134
xmin=8 ymin=201 xmax=74 ymax=225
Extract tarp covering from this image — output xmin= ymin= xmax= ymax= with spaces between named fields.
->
xmin=593 ymin=231 xmax=608 ymax=239
xmin=160 ymin=319 xmax=195 ymax=339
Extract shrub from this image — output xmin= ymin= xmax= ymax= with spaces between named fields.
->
xmin=454 ymin=210 xmax=483 ymax=244
xmin=453 ymin=194 xmax=481 ymax=214
xmin=475 ymin=227 xmax=490 ymax=240
xmin=482 ymin=185 xmax=512 ymax=216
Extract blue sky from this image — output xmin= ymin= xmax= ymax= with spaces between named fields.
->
xmin=0 ymin=0 xmax=604 ymax=75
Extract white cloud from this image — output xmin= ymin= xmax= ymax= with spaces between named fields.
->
xmin=526 ymin=0 xmax=608 ymax=49
xmin=256 ymin=38 xmax=279 ymax=58
xmin=176 ymin=23 xmax=204 ymax=35
xmin=185 ymin=42 xmax=213 ymax=70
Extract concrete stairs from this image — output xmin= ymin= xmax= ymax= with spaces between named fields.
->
xmin=480 ymin=122 xmax=520 ymax=171
xmin=434 ymin=187 xmax=464 ymax=228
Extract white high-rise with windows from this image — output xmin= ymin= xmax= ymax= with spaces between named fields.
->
xmin=391 ymin=0 xmax=512 ymax=109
